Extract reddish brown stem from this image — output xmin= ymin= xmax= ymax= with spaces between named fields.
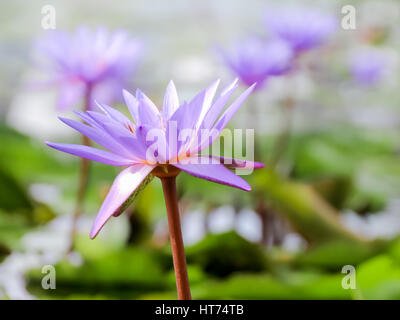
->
xmin=68 ymin=83 xmax=93 ymax=253
xmin=160 ymin=176 xmax=191 ymax=300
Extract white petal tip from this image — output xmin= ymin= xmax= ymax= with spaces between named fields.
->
xmin=122 ymin=89 xmax=131 ymax=96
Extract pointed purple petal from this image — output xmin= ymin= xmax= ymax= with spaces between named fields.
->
xmin=162 ymin=80 xmax=180 ymax=120
xmin=167 ymin=99 xmax=203 ymax=157
xmin=138 ymin=99 xmax=162 ymax=128
xmin=201 ymin=78 xmax=239 ymax=129
xmin=168 ymin=81 xmax=220 ymax=155
xmin=85 ymin=112 xmax=146 ymax=161
xmin=190 ymin=79 xmax=239 ymax=154
xmin=95 ymin=101 xmax=133 ymax=127
xmin=209 ymin=155 xmax=265 ymax=169
xmin=213 ymin=83 xmax=256 ymax=133
xmin=73 ymin=110 xmax=103 ymax=129
xmin=123 ymin=89 xmax=140 ymax=123
xmin=169 ymin=97 xmax=202 ymax=132
xmin=58 ymin=117 xmax=134 ymax=159
xmin=86 ymin=110 xmax=120 ymax=127
xmin=86 ymin=111 xmax=132 ymax=136
xmin=125 ymin=125 xmax=157 ymax=160
xmin=90 ymin=164 xmax=155 ymax=238
xmin=197 ymin=79 xmax=220 ymax=126
xmin=173 ymin=159 xmax=251 ymax=191
xmin=45 ymin=142 xmax=134 ymax=166
xmin=136 ymin=88 xmax=160 ymax=115
xmin=193 ymin=83 xmax=255 ymax=154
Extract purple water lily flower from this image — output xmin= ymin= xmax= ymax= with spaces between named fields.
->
xmin=36 ymin=26 xmax=143 ymax=111
xmin=46 ymin=79 xmax=264 ymax=238
xmin=265 ymin=7 xmax=337 ymax=53
xmin=220 ymin=37 xmax=294 ymax=89
xmin=349 ymin=49 xmax=387 ymax=86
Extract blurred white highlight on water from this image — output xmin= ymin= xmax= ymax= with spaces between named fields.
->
xmin=235 ymin=209 xmax=262 ymax=242
xmin=29 ymin=183 xmax=61 ymax=205
xmin=181 ymin=210 xmax=206 ymax=245
xmin=341 ymin=198 xmax=400 ymax=239
xmin=282 ymin=233 xmax=307 ymax=252
xmin=7 ymin=88 xmax=73 ymax=140
xmin=208 ymin=205 xmax=236 ymax=233
xmin=0 ymin=215 xmax=87 ymax=299
xmin=172 ymin=55 xmax=215 ymax=83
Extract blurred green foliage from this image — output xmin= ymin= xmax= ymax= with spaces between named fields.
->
xmin=25 ymin=232 xmax=400 ymax=300
xmin=253 ymin=167 xmax=364 ymax=244
xmin=1 ymin=112 xmax=400 ymax=300
xmin=289 ymin=126 xmax=400 ymax=213
xmin=0 ymin=124 xmax=58 ymax=250
xmin=2 ymin=119 xmax=400 ymax=300
xmin=186 ymin=231 xmax=267 ymax=277
xmin=0 ymin=0 xmax=399 ymax=301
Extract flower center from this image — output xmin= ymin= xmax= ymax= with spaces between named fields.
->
xmin=151 ymin=165 xmax=181 ymax=178
xmin=124 ymin=123 xmax=135 ymax=134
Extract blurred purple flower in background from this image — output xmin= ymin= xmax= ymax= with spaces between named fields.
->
xmin=46 ymin=79 xmax=264 ymax=238
xmin=219 ymin=37 xmax=294 ymax=89
xmin=36 ymin=26 xmax=143 ymax=111
xmin=349 ymin=48 xmax=387 ymax=86
xmin=265 ymin=7 xmax=337 ymax=53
